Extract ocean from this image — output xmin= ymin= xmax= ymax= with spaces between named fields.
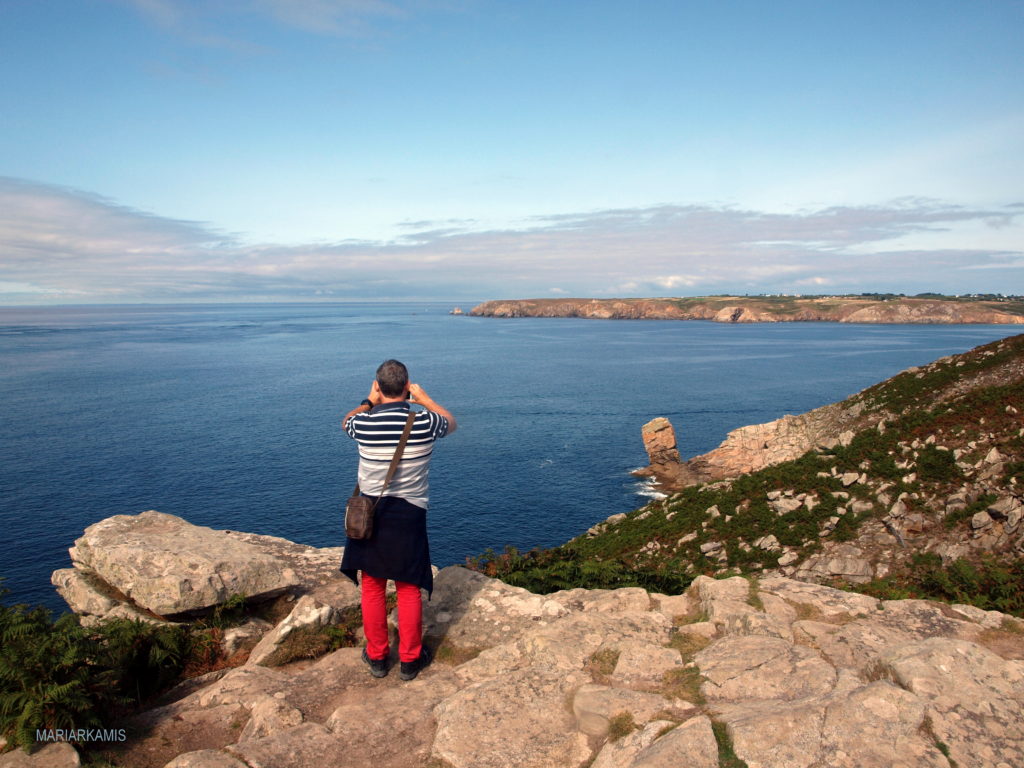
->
xmin=0 ymin=302 xmax=1018 ymax=613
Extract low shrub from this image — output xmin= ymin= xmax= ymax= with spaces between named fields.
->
xmin=944 ymin=494 xmax=997 ymax=529
xmin=854 ymin=554 xmax=1024 ymax=617
xmin=465 ymin=547 xmax=693 ymax=595
xmin=915 ymin=445 xmax=962 ymax=484
xmin=0 ymin=586 xmax=203 ymax=752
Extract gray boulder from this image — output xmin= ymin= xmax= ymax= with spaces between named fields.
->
xmin=68 ymin=511 xmax=301 ymax=615
xmin=50 ymin=568 xmax=120 ymax=617
xmin=423 ymin=565 xmax=568 ymax=651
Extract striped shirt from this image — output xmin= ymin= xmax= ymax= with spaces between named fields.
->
xmin=345 ymin=402 xmax=449 ymax=509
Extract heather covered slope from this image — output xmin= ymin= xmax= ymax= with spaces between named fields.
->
xmin=472 ymin=333 xmax=1024 ymax=613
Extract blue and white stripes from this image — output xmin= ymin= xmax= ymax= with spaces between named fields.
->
xmin=346 ymin=402 xmax=449 ymax=508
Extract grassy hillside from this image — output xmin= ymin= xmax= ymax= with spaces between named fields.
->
xmin=468 ymin=333 xmax=1024 ymax=615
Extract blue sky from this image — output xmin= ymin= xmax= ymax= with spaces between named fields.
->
xmin=1 ymin=0 xmax=1022 ymax=303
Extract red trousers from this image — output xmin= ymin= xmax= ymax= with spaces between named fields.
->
xmin=360 ymin=572 xmax=422 ymax=663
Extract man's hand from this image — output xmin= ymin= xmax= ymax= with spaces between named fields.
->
xmin=368 ymin=379 xmax=384 ymax=405
xmin=343 ymin=380 xmax=382 ymax=429
xmin=407 ymin=382 xmax=432 ymax=405
xmin=408 ymin=383 xmax=457 ymax=433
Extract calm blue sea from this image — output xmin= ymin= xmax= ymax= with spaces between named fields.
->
xmin=1 ymin=302 xmax=1019 ymax=613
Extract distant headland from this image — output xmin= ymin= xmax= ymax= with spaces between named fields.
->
xmin=469 ymin=294 xmax=1024 ymax=324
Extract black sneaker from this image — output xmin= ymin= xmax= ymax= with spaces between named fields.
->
xmin=362 ymin=647 xmax=388 ymax=678
xmin=399 ymin=645 xmax=433 ymax=681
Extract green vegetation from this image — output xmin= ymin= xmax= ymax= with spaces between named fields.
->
xmin=856 ymin=334 xmax=1024 ymax=415
xmin=857 ymin=553 xmax=1024 ymax=615
xmin=465 ymin=545 xmax=694 ymax=595
xmin=257 ymin=607 xmax=362 ymax=667
xmin=607 ymin=711 xmax=637 ymax=741
xmin=944 ymin=494 xmax=997 ymax=530
xmin=0 ymin=588 xmax=199 ymax=752
xmin=915 ymin=445 xmax=961 ymax=483
xmin=0 ymin=581 xmax=362 ymax=753
xmin=203 ymin=592 xmax=247 ymax=629
xmin=712 ymin=720 xmax=749 ymax=768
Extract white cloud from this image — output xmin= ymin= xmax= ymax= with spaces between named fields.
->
xmin=958 ymin=257 xmax=1024 ymax=270
xmin=0 ymin=176 xmax=1021 ymax=303
xmin=119 ymin=0 xmax=449 ymax=40
xmin=653 ymin=275 xmax=700 ymax=289
xmin=0 ymin=281 xmax=75 ymax=295
xmin=254 ymin=0 xmax=405 ymax=35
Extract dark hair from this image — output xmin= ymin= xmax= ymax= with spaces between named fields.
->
xmin=375 ymin=359 xmax=409 ymax=397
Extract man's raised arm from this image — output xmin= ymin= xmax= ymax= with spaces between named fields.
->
xmin=408 ymin=383 xmax=457 ymax=434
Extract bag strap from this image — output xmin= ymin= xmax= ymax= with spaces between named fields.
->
xmin=352 ymin=411 xmax=417 ymax=502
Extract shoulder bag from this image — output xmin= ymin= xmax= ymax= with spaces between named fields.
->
xmin=345 ymin=411 xmax=417 ymax=540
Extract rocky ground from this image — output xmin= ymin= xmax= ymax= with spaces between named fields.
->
xmin=11 ymin=540 xmax=1024 ymax=768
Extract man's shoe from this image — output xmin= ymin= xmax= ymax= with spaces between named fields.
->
xmin=399 ymin=646 xmax=432 ymax=681
xmin=362 ymin=647 xmax=388 ymax=678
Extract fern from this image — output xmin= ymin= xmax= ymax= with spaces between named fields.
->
xmin=0 ymin=587 xmax=200 ymax=752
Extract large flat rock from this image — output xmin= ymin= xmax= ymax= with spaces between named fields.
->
xmin=69 ymin=511 xmax=301 ymax=615
xmin=432 ymin=668 xmax=591 ymax=768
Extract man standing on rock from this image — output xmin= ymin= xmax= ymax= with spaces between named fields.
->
xmin=340 ymin=359 xmax=456 ymax=681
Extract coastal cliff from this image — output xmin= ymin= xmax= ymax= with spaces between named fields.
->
xmin=568 ymin=332 xmax=1024 ymax=603
xmin=470 ymin=296 xmax=1024 ymax=324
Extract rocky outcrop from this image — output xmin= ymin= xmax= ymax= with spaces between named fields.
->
xmin=246 ymin=596 xmax=343 ymax=666
xmin=62 ymin=511 xmax=301 ymax=616
xmin=635 ymin=400 xmax=865 ymax=491
xmin=48 ymin=555 xmax=1023 ymax=768
xmin=470 ymin=297 xmax=1024 ymax=324
xmin=636 ymin=333 xmax=1024 ymax=491
xmin=53 ymin=511 xmax=357 ymax=625
xmin=688 ymin=402 xmax=863 ymax=482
